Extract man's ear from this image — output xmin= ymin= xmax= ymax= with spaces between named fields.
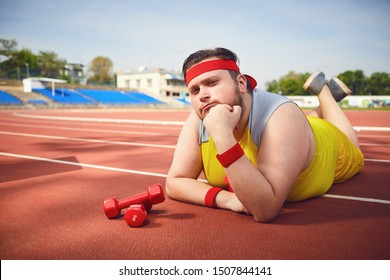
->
xmin=237 ymin=74 xmax=248 ymax=94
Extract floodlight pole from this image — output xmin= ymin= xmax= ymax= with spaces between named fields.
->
xmin=25 ymin=63 xmax=30 ymax=78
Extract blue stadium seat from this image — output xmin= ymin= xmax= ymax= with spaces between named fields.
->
xmin=0 ymin=90 xmax=23 ymax=105
xmin=28 ymin=100 xmax=48 ymax=105
xmin=76 ymin=89 xmax=163 ymax=105
xmin=175 ymin=97 xmax=191 ymax=105
xmin=32 ymin=87 xmax=164 ymax=105
xmin=123 ymin=91 xmax=163 ymax=104
xmin=33 ymin=88 xmax=93 ymax=104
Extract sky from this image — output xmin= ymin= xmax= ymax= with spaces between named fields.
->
xmin=0 ymin=0 xmax=389 ymax=88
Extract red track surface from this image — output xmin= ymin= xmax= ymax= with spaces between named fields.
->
xmin=0 ymin=109 xmax=389 ymax=260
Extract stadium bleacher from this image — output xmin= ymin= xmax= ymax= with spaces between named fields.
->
xmin=76 ymin=89 xmax=163 ymax=105
xmin=0 ymin=90 xmax=23 ymax=105
xmin=122 ymin=91 xmax=163 ymax=104
xmin=33 ymin=88 xmax=94 ymax=104
xmin=76 ymin=89 xmax=140 ymax=104
xmin=28 ymin=100 xmax=48 ymax=106
xmin=1 ymin=87 xmax=164 ymax=107
xmin=175 ymin=97 xmax=191 ymax=105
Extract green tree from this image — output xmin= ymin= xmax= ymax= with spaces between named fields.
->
xmin=266 ymin=79 xmax=279 ymax=93
xmin=266 ymin=71 xmax=310 ymax=95
xmin=1 ymin=39 xmax=67 ymax=80
xmin=88 ymin=56 xmax=114 ymax=85
xmin=337 ymin=70 xmax=367 ymax=95
xmin=37 ymin=51 xmax=67 ymax=78
xmin=14 ymin=49 xmax=37 ymax=78
xmin=0 ymin=38 xmax=18 ymax=79
xmin=0 ymin=38 xmax=17 ymax=59
xmin=366 ymin=72 xmax=390 ymax=96
xmin=0 ymin=39 xmax=37 ymax=79
xmin=266 ymin=69 xmax=390 ymax=96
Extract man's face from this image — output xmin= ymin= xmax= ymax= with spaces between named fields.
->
xmin=187 ymin=68 xmax=242 ymax=120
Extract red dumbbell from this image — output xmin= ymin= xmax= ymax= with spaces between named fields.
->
xmin=124 ymin=204 xmax=148 ymax=227
xmin=143 ymin=200 xmax=153 ymax=213
xmin=103 ymin=183 xmax=165 ymax=219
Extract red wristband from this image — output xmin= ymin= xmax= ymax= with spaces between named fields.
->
xmin=205 ymin=187 xmax=223 ymax=208
xmin=216 ymin=142 xmax=244 ymax=168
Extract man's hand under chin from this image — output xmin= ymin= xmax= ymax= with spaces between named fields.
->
xmin=203 ymin=104 xmax=242 ymax=139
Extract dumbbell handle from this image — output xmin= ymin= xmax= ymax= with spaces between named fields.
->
xmin=117 ymin=191 xmax=151 ymax=209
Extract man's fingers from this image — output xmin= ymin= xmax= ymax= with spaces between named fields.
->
xmin=232 ymin=105 xmax=242 ymax=114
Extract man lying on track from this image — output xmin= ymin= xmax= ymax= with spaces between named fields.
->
xmin=166 ymin=47 xmax=364 ymax=222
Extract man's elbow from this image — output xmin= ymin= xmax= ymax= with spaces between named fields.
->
xmin=252 ymin=208 xmax=279 ymax=223
xmin=164 ymin=176 xmax=177 ymax=199
xmin=253 ymin=214 xmax=276 ymax=223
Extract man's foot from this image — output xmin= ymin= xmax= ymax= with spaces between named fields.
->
xmin=329 ymin=76 xmax=352 ymax=102
xmin=303 ymin=70 xmax=326 ymax=95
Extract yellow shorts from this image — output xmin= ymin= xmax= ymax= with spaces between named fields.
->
xmin=287 ymin=116 xmax=364 ymax=202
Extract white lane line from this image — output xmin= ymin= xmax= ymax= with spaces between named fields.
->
xmin=0 ymin=152 xmax=167 ymax=178
xmin=358 ymin=135 xmax=390 ymax=138
xmin=13 ymin=112 xmax=390 ymax=131
xmin=0 ymin=122 xmax=167 ymax=136
xmin=0 ymin=131 xmax=176 ymax=149
xmin=1 ymin=152 xmax=389 ymax=205
xmin=364 ymin=158 xmax=390 ymax=163
xmin=322 ymin=194 xmax=390 ymax=205
xmin=1 ymin=131 xmax=388 ymax=161
xmin=354 ymin=126 xmax=390 ymax=132
xmin=1 ymin=124 xmax=389 ymax=148
xmin=14 ymin=112 xmax=186 ymax=126
xmin=360 ymin=143 xmax=390 ymax=147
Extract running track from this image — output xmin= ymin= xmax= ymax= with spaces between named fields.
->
xmin=0 ymin=109 xmax=389 ymax=260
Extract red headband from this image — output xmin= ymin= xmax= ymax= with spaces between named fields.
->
xmin=185 ymin=59 xmax=257 ymax=91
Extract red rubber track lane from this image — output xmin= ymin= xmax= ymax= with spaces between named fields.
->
xmin=0 ymin=109 xmax=389 ymax=260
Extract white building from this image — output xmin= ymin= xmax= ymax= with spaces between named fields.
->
xmin=116 ymin=67 xmax=188 ymax=99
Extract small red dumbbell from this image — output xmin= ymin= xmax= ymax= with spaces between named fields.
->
xmin=103 ymin=183 xmax=165 ymax=219
xmin=124 ymin=204 xmax=148 ymax=227
xmin=143 ymin=200 xmax=153 ymax=213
